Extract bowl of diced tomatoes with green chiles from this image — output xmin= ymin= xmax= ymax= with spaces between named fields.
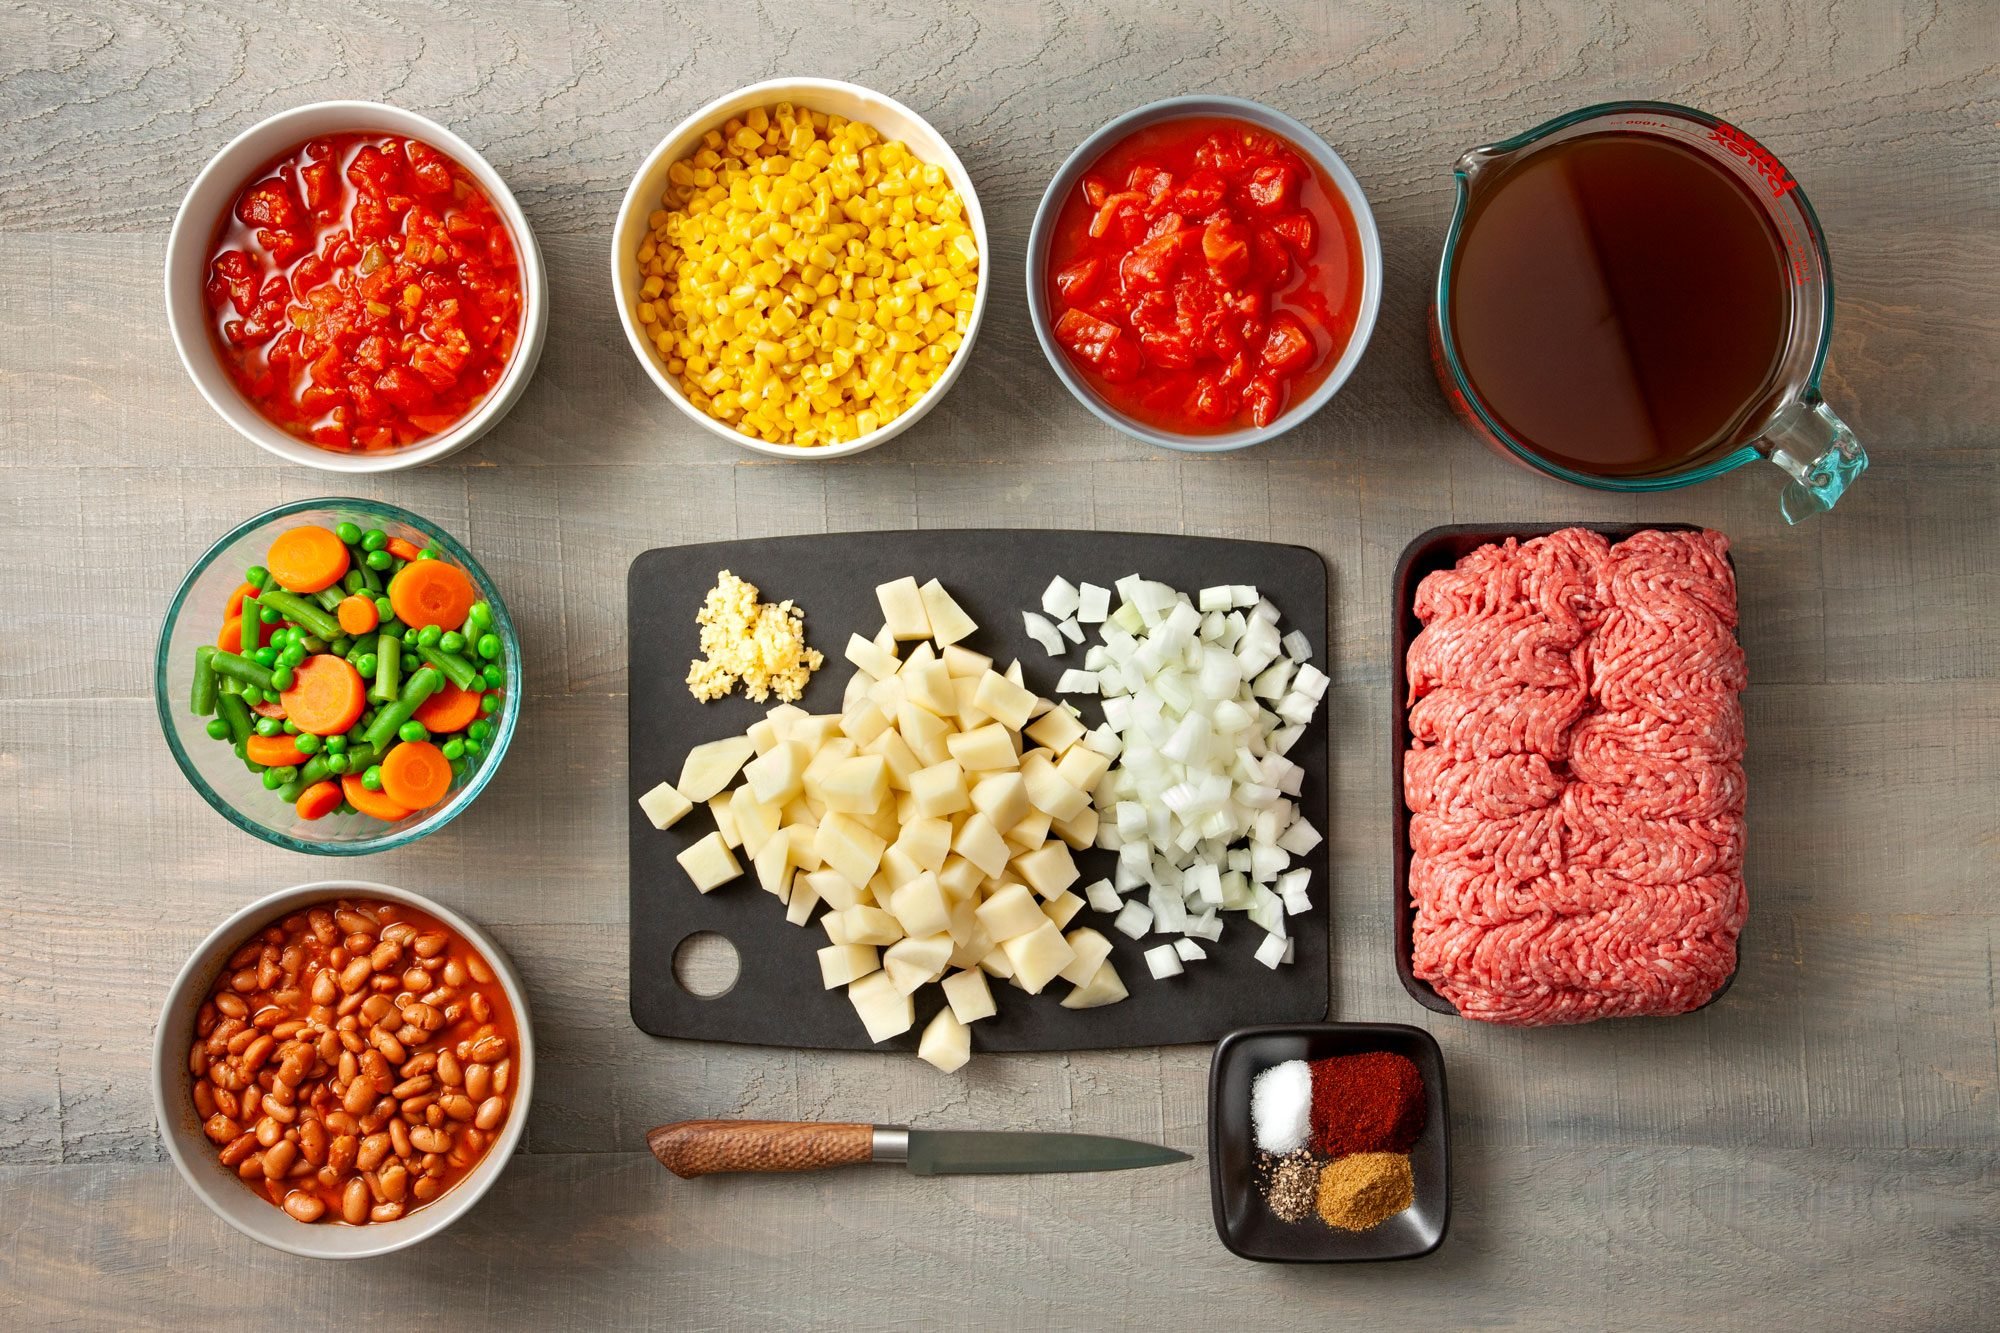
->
xmin=155 ymin=499 xmax=522 ymax=854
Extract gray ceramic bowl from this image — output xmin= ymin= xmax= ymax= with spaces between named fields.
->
xmin=153 ymin=880 xmax=534 ymax=1258
xmin=1026 ymin=96 xmax=1383 ymax=452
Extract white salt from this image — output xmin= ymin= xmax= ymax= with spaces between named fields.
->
xmin=1250 ymin=1059 xmax=1312 ymax=1154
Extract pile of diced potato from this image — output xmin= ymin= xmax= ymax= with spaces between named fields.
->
xmin=638 ymin=578 xmax=1126 ymax=1072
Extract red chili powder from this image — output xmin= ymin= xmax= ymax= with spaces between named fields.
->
xmin=1309 ymin=1051 xmax=1426 ymax=1157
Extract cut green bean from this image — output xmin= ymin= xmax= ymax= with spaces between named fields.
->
xmin=363 ymin=666 xmax=441 ymax=748
xmin=191 ymin=646 xmax=219 ymax=716
xmin=217 ymin=693 xmax=254 ymax=747
xmin=414 ymin=642 xmax=478 ymax=691
xmin=313 ymin=586 xmax=347 ymax=613
xmin=209 ymin=649 xmax=276 ymax=693
xmin=371 ymin=632 xmax=402 ymax=704
xmin=346 ymin=632 xmax=379 ymax=661
xmin=299 ymin=634 xmax=327 ymax=654
xmin=276 ymin=755 xmax=332 ymax=803
xmin=255 ymin=588 xmax=342 ymax=639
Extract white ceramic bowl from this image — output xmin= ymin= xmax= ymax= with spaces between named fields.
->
xmin=153 ymin=880 xmax=535 ymax=1258
xmin=164 ymin=101 xmax=548 ymax=473
xmin=612 ymin=78 xmax=990 ymax=460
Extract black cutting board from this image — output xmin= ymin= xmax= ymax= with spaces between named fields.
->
xmin=628 ymin=530 xmax=1330 ymax=1052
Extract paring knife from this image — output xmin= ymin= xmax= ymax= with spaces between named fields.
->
xmin=646 ymin=1119 xmax=1190 ymax=1179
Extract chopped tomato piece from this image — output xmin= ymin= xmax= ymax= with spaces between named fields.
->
xmin=1202 ymin=216 xmax=1251 ymax=284
xmin=1260 ymin=312 xmax=1315 ymax=375
xmin=1127 ymin=162 xmax=1175 ymax=206
xmin=1053 ymin=257 xmax=1104 ymax=303
xmin=1172 ymin=168 xmax=1230 ymax=219
xmin=1244 ymin=375 xmax=1283 ymax=427
xmin=1054 ymin=309 xmax=1139 ymax=383
xmin=1242 ymin=160 xmax=1299 ymax=213
xmin=1269 ymin=211 xmax=1318 ymax=257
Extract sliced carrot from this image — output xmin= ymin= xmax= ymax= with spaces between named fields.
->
xmin=294 ymin=780 xmax=343 ymax=820
xmin=266 ymin=525 xmax=351 ymax=594
xmin=217 ymin=614 xmax=273 ymax=654
xmin=279 ymin=654 xmax=367 ymax=736
xmin=378 ymin=740 xmax=452 ymax=810
xmin=388 ymin=559 xmax=475 ymax=631
xmin=412 ymin=679 xmax=483 ymax=734
xmin=337 ymin=595 xmax=380 ymax=635
xmin=342 ymin=773 xmax=413 ymax=822
xmin=250 ymin=699 xmax=288 ymax=720
xmin=225 ymin=583 xmax=259 ymax=620
xmin=246 ymin=734 xmax=311 ymax=768
xmin=385 ymin=536 xmax=424 ymax=562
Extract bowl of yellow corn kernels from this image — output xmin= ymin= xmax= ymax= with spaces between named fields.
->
xmin=613 ymin=78 xmax=989 ymax=459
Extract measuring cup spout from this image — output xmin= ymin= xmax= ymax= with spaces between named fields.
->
xmin=1759 ymin=399 xmax=1868 ymax=523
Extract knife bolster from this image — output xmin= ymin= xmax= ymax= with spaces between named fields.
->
xmin=646 ymin=1120 xmax=878 ymax=1178
xmin=870 ymin=1126 xmax=910 ymax=1162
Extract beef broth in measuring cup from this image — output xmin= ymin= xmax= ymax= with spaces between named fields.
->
xmin=1432 ymin=102 xmax=1868 ymax=523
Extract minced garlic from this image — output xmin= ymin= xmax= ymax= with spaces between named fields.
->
xmin=686 ymin=570 xmax=823 ymax=703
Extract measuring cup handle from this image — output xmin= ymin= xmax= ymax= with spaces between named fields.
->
xmin=1758 ymin=399 xmax=1868 ymax=523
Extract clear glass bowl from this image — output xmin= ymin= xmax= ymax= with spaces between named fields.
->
xmin=154 ymin=498 xmax=522 ymax=854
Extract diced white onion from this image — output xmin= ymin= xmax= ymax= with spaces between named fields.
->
xmin=1023 ymin=611 xmax=1064 ymax=657
xmin=1144 ymin=945 xmax=1184 ymax=979
xmin=1042 ymin=576 xmax=1081 ymax=619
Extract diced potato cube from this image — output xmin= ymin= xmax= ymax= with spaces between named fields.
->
xmin=879 ymin=845 xmax=923 ymax=890
xmin=946 ymin=723 xmax=1018 ymax=772
xmin=677 ymin=736 xmax=758 ymax=803
xmin=875 ymin=576 xmax=932 ymax=641
xmin=974 ymin=883 xmax=1046 ymax=942
xmin=765 ymin=703 xmax=808 ymax=735
xmin=952 ymin=811 xmax=1012 ymax=878
xmin=817 ymin=943 xmax=878 ymax=989
xmin=676 ymin=832 xmax=742 ymax=893
xmin=941 ymin=644 xmax=992 ymax=679
xmin=785 ymin=823 xmax=821 ymax=872
xmin=1025 ymin=707 xmax=1086 ymax=754
xmin=937 ymin=854 xmax=985 ymax=900
xmin=1051 ymin=805 xmax=1098 ymax=851
xmin=840 ymin=702 xmax=891 ymax=746
xmin=908 ymin=759 xmax=969 ymax=819
xmin=1042 ymin=891 xmax=1085 ymax=931
xmin=814 ymin=813 xmax=887 ymax=889
xmin=743 ymin=740 xmax=809 ymax=807
xmin=972 ymin=671 xmax=1036 ymax=731
xmin=888 ymin=872 xmax=952 ymax=938
xmin=896 ymin=702 xmax=953 ymax=767
xmin=819 ymin=754 xmax=890 ymax=814
xmin=1014 ymin=842 xmax=1080 ymax=899
xmin=863 ymin=727 xmax=922 ymax=790
xmin=978 ymin=944 xmax=1016 ymax=979
xmin=867 ymin=673 xmax=905 ymax=715
xmin=844 ymin=632 xmax=902 ymax=681
xmin=807 ymin=868 xmax=863 ymax=912
xmin=788 ymin=874 xmax=820 ymax=924
xmin=884 ymin=933 xmax=953 ymax=994
xmin=1000 ymin=920 xmax=1077 ymax=994
xmin=753 ymin=829 xmax=794 ymax=901
xmin=821 ymin=912 xmax=850 ymax=945
xmin=941 ymin=968 xmax=997 ymax=1023
xmin=919 ymin=579 xmax=977 ymax=646
xmin=745 ymin=718 xmax=781 ymax=755
xmin=708 ymin=795 xmax=741 ymax=849
xmin=1058 ymin=926 xmax=1112 ymax=985
xmin=1005 ymin=808 xmax=1054 ymax=852
xmin=790 ymin=714 xmax=844 ymax=749
xmin=848 ymin=971 xmax=914 ymax=1042
xmin=1055 ymin=745 xmax=1113 ymax=793
xmin=969 ymin=772 xmax=1031 ymax=831
xmin=902 ymin=659 xmax=955 ymax=717
xmin=838 ymin=905 xmax=904 ymax=947
xmin=1060 ymin=959 xmax=1129 ymax=1009
xmin=730 ymin=785 xmax=782 ymax=857
xmin=893 ymin=816 xmax=953 ymax=875
xmin=917 ymin=1006 xmax=972 ymax=1073
xmin=636 ymin=781 xmax=692 ymax=830
xmin=1021 ymin=756 xmax=1089 ymax=822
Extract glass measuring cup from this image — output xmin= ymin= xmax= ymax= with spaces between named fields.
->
xmin=1432 ymin=101 xmax=1867 ymax=523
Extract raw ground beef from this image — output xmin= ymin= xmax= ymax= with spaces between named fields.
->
xmin=1404 ymin=528 xmax=1748 ymax=1025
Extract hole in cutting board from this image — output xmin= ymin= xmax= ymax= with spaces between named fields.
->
xmin=672 ymin=932 xmax=740 ymax=998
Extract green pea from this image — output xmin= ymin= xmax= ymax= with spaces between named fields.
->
xmin=325 ymin=735 xmax=348 ymax=754
xmin=463 ymin=739 xmax=484 ymax=757
xmin=416 ymin=624 xmax=442 ymax=648
xmin=479 ymin=693 xmax=499 ymax=714
xmin=439 ymin=630 xmax=466 ymax=654
xmin=261 ymin=766 xmax=288 ymax=790
xmin=246 ymin=565 xmax=269 ymax=588
xmin=441 ymin=738 xmax=466 ymax=760
xmin=259 ymin=605 xmax=282 ymax=624
xmin=361 ymin=529 xmax=388 ymax=552
xmin=270 ymin=665 xmax=295 ymax=692
xmin=467 ymin=720 xmax=490 ymax=741
xmin=467 ymin=601 xmax=492 ymax=629
xmin=255 ymin=716 xmax=282 ymax=737
xmin=280 ymin=645 xmax=307 ymax=668
xmin=402 ymin=653 xmax=420 ymax=672
xmin=355 ymin=653 xmax=378 ymax=678
xmin=476 ymin=633 xmax=501 ymax=660
xmin=281 ymin=720 xmax=299 ymax=735
xmin=324 ymin=753 xmax=349 ymax=775
xmin=336 ymin=521 xmax=363 ymax=545
xmin=417 ymin=547 xmax=439 ymax=561
xmin=375 ymin=597 xmax=395 ymax=620
xmin=398 ymin=720 xmax=429 ymax=743
xmin=294 ymin=733 xmax=321 ymax=755
xmin=205 ymin=718 xmax=232 ymax=740
xmin=481 ymin=666 xmax=505 ymax=689
xmin=240 ymin=685 xmax=264 ymax=705
xmin=365 ymin=548 xmax=394 ymax=571
xmin=361 ymin=766 xmax=384 ymax=791
xmin=266 ymin=626 xmax=291 ymax=649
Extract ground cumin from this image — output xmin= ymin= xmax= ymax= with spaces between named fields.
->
xmin=1314 ymin=1151 xmax=1414 ymax=1231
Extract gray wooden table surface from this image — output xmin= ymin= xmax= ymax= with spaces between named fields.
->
xmin=3 ymin=2 xmax=1996 ymax=1329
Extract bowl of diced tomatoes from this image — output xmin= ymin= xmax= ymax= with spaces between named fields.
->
xmin=1027 ymin=96 xmax=1382 ymax=451
xmin=164 ymin=101 xmax=548 ymax=472
xmin=154 ymin=499 xmax=522 ymax=854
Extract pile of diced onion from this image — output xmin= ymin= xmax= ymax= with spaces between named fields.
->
xmin=1025 ymin=575 xmax=1326 ymax=978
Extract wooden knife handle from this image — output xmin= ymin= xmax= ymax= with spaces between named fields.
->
xmin=646 ymin=1120 xmax=877 ymax=1178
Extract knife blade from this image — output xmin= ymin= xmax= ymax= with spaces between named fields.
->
xmin=646 ymin=1119 xmax=1189 ymax=1179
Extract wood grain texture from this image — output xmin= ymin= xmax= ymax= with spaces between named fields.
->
xmin=646 ymin=1120 xmax=876 ymax=1177
xmin=2 ymin=0 xmax=1997 ymax=1328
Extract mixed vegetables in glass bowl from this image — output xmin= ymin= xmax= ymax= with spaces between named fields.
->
xmin=155 ymin=499 xmax=521 ymax=854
